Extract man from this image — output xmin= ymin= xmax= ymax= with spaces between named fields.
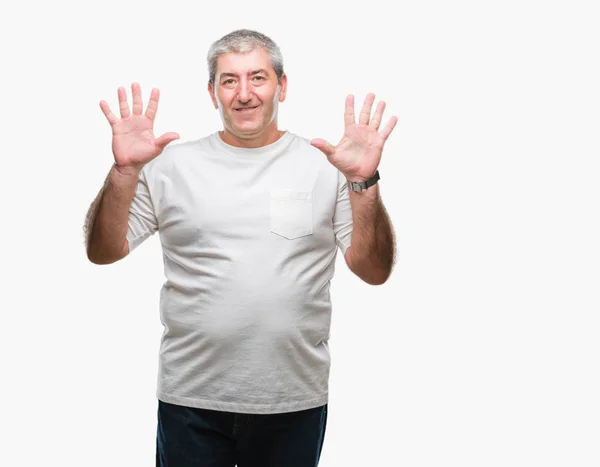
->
xmin=85 ymin=29 xmax=397 ymax=467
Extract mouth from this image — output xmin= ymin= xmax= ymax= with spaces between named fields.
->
xmin=234 ymin=105 xmax=260 ymax=113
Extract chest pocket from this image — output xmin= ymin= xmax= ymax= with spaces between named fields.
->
xmin=270 ymin=190 xmax=313 ymax=240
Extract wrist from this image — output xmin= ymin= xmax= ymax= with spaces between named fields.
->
xmin=346 ymin=170 xmax=380 ymax=192
xmin=111 ymin=163 xmax=142 ymax=181
xmin=344 ymin=170 xmax=377 ymax=183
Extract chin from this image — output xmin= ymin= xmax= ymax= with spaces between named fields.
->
xmin=231 ymin=122 xmax=265 ymax=136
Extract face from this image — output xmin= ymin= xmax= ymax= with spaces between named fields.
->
xmin=208 ymin=48 xmax=287 ymax=141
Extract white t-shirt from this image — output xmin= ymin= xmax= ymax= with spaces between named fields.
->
xmin=126 ymin=131 xmax=353 ymax=414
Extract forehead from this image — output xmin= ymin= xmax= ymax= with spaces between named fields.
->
xmin=216 ymin=48 xmax=274 ymax=77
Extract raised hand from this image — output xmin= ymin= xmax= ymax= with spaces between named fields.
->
xmin=100 ymin=82 xmax=180 ymax=170
xmin=310 ymin=93 xmax=398 ymax=181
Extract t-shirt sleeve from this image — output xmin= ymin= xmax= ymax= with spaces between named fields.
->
xmin=333 ymin=170 xmax=353 ymax=255
xmin=126 ymin=168 xmax=158 ymax=252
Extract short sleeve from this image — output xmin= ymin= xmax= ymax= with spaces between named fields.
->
xmin=333 ymin=170 xmax=353 ymax=255
xmin=126 ymin=168 xmax=158 ymax=252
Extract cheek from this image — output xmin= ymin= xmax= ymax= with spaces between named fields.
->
xmin=217 ymin=91 xmax=234 ymax=108
xmin=255 ymin=88 xmax=276 ymax=103
xmin=260 ymin=93 xmax=275 ymax=108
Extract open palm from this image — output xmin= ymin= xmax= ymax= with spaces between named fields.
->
xmin=100 ymin=83 xmax=179 ymax=169
xmin=311 ymin=93 xmax=397 ymax=181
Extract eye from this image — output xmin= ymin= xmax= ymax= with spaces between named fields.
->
xmin=222 ymin=79 xmax=235 ymax=85
xmin=252 ymin=76 xmax=266 ymax=82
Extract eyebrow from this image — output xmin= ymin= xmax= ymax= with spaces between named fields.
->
xmin=219 ymin=69 xmax=269 ymax=80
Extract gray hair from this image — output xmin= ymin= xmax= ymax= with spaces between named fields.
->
xmin=207 ymin=29 xmax=284 ymax=87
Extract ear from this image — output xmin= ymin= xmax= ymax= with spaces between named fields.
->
xmin=207 ymin=82 xmax=218 ymax=109
xmin=278 ymin=73 xmax=288 ymax=103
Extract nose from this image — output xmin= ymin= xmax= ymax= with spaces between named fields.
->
xmin=237 ymin=78 xmax=252 ymax=104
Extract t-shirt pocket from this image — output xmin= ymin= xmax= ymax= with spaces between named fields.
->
xmin=270 ymin=189 xmax=313 ymax=240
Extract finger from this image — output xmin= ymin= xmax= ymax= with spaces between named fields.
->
xmin=118 ymin=86 xmax=130 ymax=118
xmin=380 ymin=116 xmax=399 ymax=141
xmin=369 ymin=101 xmax=386 ymax=131
xmin=145 ymin=88 xmax=160 ymax=121
xmin=359 ymin=92 xmax=375 ymax=125
xmin=310 ymin=138 xmax=335 ymax=158
xmin=344 ymin=94 xmax=355 ymax=127
xmin=132 ymin=82 xmax=143 ymax=115
xmin=99 ymin=100 xmax=118 ymax=125
xmin=155 ymin=132 xmax=180 ymax=152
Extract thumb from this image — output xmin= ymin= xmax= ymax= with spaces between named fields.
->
xmin=310 ymin=138 xmax=335 ymax=158
xmin=155 ymin=132 xmax=180 ymax=152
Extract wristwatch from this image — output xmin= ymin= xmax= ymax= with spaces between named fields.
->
xmin=347 ymin=170 xmax=380 ymax=192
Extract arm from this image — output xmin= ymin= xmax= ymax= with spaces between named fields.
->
xmin=85 ymin=82 xmax=179 ymax=264
xmin=344 ymin=184 xmax=396 ymax=285
xmin=85 ymin=165 xmax=140 ymax=264
xmin=311 ymin=92 xmax=398 ymax=285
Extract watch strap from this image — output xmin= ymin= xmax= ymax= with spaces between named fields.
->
xmin=347 ymin=170 xmax=380 ymax=192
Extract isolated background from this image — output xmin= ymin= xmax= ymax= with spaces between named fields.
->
xmin=1 ymin=0 xmax=599 ymax=466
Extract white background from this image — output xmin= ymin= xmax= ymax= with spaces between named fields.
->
xmin=1 ymin=0 xmax=599 ymax=465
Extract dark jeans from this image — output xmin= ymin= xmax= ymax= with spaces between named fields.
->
xmin=156 ymin=400 xmax=328 ymax=467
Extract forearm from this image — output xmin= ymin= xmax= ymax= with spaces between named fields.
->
xmin=85 ymin=165 xmax=141 ymax=264
xmin=346 ymin=184 xmax=396 ymax=285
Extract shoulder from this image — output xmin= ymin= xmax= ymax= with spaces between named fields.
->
xmin=285 ymin=132 xmax=344 ymax=189
xmin=142 ymin=134 xmax=214 ymax=178
xmin=286 ymin=132 xmax=333 ymax=167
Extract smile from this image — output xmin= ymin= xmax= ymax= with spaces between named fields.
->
xmin=234 ymin=105 xmax=260 ymax=112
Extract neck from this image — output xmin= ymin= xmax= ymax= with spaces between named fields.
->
xmin=219 ymin=125 xmax=284 ymax=149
